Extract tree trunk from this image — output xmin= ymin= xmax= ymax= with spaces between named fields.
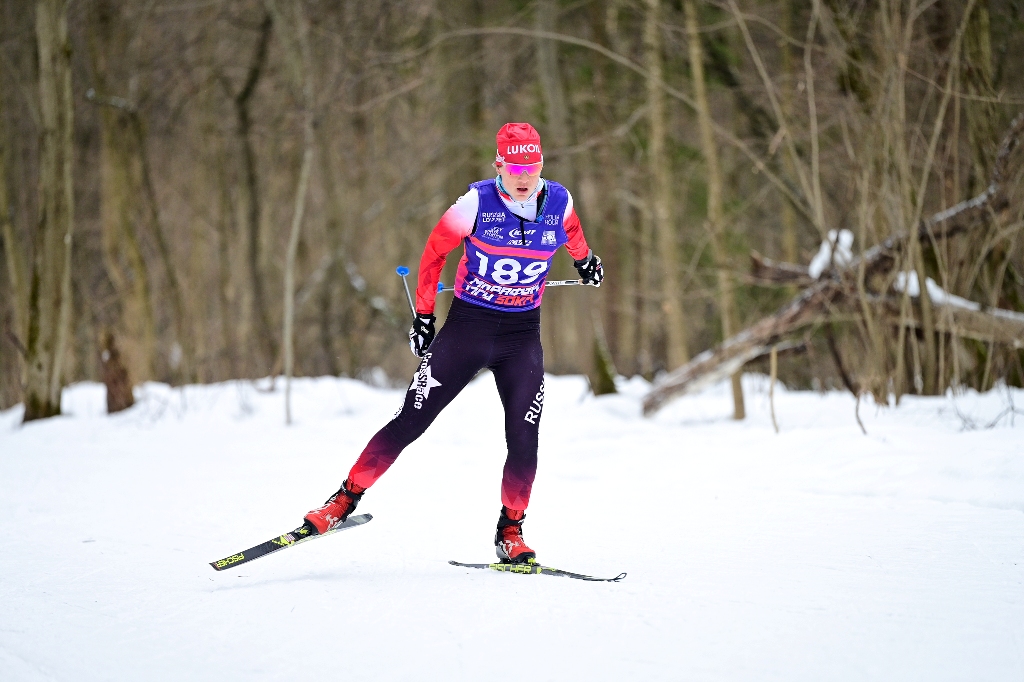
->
xmin=234 ymin=13 xmax=276 ymax=375
xmin=24 ymin=0 xmax=75 ymax=421
xmin=1 ymin=79 xmax=26 ymax=348
xmin=105 ymin=116 xmax=156 ymax=380
xmin=615 ymin=195 xmax=637 ymax=376
xmin=0 ymin=73 xmax=27 ymax=405
xmin=963 ymin=0 xmax=996 ymax=189
xmin=266 ymin=0 xmax=316 ymax=424
xmin=685 ymin=0 xmax=745 ymax=419
xmin=644 ymin=0 xmax=689 ymax=370
xmin=313 ymin=112 xmax=347 ymax=377
xmin=591 ymin=309 xmax=618 ymax=395
xmin=131 ymin=112 xmax=193 ymax=383
xmin=101 ymin=330 xmax=134 ymax=413
xmin=283 ymin=141 xmax=313 ymax=424
xmin=637 ymin=195 xmax=655 ymax=377
xmin=86 ymin=0 xmax=157 ymax=383
xmin=535 ymin=0 xmax=574 ymax=189
xmin=201 ymin=31 xmax=240 ymax=380
xmin=536 ymin=0 xmax=583 ymax=376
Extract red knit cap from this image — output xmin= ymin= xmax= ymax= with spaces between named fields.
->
xmin=495 ymin=123 xmax=543 ymax=166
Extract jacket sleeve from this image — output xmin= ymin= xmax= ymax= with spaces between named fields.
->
xmin=562 ymin=190 xmax=591 ymax=262
xmin=416 ymin=189 xmax=478 ymax=314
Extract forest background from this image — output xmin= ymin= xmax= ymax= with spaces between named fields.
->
xmin=2 ymin=0 xmax=1023 ymax=421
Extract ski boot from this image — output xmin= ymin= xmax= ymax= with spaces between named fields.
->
xmin=303 ymin=480 xmax=364 ymax=535
xmin=495 ymin=507 xmax=536 ymax=564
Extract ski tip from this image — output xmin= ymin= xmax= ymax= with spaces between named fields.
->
xmin=612 ymin=572 xmax=627 ymax=582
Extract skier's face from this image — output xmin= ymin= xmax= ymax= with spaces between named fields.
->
xmin=498 ymin=163 xmax=543 ymax=201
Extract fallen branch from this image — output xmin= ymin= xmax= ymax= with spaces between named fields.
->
xmin=878 ymin=296 xmax=1024 ymax=349
xmin=643 ymin=282 xmax=845 ymax=414
xmin=643 ymin=113 xmax=1024 ymax=415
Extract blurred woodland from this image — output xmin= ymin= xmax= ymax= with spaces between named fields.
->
xmin=2 ymin=0 xmax=1024 ymax=421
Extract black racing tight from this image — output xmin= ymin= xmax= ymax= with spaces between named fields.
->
xmin=347 ymin=297 xmax=545 ymax=510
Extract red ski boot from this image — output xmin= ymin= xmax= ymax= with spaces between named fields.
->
xmin=495 ymin=507 xmax=536 ymax=564
xmin=303 ymin=480 xmax=364 ymax=535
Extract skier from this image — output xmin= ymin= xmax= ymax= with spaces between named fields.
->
xmin=301 ymin=122 xmax=604 ymax=564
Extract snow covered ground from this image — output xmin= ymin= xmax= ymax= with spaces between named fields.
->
xmin=1 ymin=372 xmax=1022 ymax=681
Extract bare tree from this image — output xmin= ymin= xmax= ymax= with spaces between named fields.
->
xmin=24 ymin=0 xmax=75 ymax=421
xmin=225 ymin=12 xmax=277 ymax=375
xmin=1 ymin=75 xmax=26 ymax=348
xmin=86 ymin=1 xmax=157 ymax=382
xmin=266 ymin=0 xmax=315 ymax=424
xmin=645 ymin=0 xmax=689 ymax=369
xmin=685 ymin=0 xmax=745 ymax=419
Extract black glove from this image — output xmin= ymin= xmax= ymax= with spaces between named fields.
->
xmin=408 ymin=313 xmax=436 ymax=358
xmin=574 ymin=252 xmax=604 ymax=287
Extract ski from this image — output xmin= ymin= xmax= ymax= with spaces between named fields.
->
xmin=209 ymin=514 xmax=372 ymax=571
xmin=448 ymin=560 xmax=626 ymax=582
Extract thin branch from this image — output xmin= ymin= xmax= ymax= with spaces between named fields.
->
xmin=727 ymin=0 xmax=815 ymax=226
xmin=805 ymin=2 xmax=825 ymax=234
xmin=906 ymin=67 xmax=1024 ymax=105
xmin=5 ymin=328 xmax=26 ymax=358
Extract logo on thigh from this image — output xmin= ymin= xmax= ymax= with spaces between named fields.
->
xmin=523 ymin=380 xmax=545 ymax=424
xmin=409 ymin=354 xmax=442 ymax=410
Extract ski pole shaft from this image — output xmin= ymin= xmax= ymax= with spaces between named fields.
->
xmin=434 ymin=278 xmax=584 ymax=293
xmin=395 ymin=266 xmax=416 ymax=317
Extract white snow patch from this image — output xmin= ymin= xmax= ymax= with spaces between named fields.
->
xmin=1 ymin=375 xmax=1023 ymax=680
xmin=894 ymin=271 xmax=984 ymax=311
xmin=808 ymin=229 xmax=854 ymax=279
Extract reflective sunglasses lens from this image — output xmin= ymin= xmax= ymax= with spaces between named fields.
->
xmin=506 ymin=163 xmax=541 ymax=176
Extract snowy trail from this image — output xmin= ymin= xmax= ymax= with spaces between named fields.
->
xmin=1 ymin=375 xmax=1022 ymax=681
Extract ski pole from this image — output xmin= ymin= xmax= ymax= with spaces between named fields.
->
xmin=395 ymin=266 xmax=416 ymax=317
xmin=433 ymin=279 xmax=584 ymax=294
xmin=399 ymin=265 xmax=586 ymax=299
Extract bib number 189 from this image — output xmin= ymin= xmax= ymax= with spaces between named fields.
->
xmin=477 ymin=253 xmax=547 ymax=285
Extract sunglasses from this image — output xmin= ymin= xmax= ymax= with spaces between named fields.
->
xmin=504 ymin=162 xmax=542 ymax=176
